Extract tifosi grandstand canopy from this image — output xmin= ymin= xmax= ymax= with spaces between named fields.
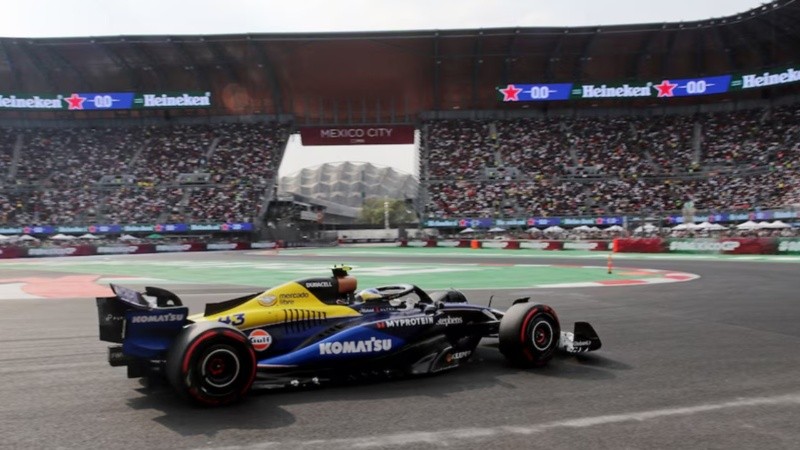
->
xmin=279 ymin=162 xmax=418 ymax=213
xmin=0 ymin=1 xmax=798 ymax=121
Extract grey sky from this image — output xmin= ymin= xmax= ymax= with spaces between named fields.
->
xmin=1 ymin=1 xmax=766 ymax=38
xmin=0 ymin=1 xmax=767 ymax=177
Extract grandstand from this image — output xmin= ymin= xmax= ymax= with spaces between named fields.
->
xmin=1 ymin=0 xmax=800 ymax=243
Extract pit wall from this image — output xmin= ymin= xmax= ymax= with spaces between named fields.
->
xmin=398 ymin=238 xmax=800 ymax=255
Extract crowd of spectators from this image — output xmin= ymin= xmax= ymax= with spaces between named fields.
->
xmin=0 ymin=128 xmax=16 ymax=182
xmin=424 ymin=104 xmax=800 ymax=218
xmin=0 ymin=122 xmax=286 ymax=225
xmin=426 ymin=120 xmax=494 ymax=180
xmin=1 ymin=103 xmax=799 ymax=227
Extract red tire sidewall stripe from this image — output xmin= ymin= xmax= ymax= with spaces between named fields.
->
xmin=222 ymin=329 xmax=247 ymax=344
xmin=519 ymin=308 xmax=539 ymax=343
xmin=182 ymin=330 xmax=219 ymax=374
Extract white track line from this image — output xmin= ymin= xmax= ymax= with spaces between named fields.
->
xmin=211 ymin=393 xmax=800 ymax=449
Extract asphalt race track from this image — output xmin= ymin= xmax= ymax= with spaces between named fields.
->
xmin=1 ymin=248 xmax=799 ymax=449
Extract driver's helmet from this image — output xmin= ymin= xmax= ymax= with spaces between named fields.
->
xmin=355 ymin=288 xmax=383 ymax=302
xmin=444 ymin=290 xmax=467 ymax=303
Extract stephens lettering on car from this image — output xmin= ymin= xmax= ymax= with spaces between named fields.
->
xmin=437 ymin=316 xmax=463 ymax=326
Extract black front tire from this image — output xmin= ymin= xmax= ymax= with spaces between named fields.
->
xmin=498 ymin=303 xmax=560 ymax=368
xmin=165 ymin=322 xmax=256 ymax=406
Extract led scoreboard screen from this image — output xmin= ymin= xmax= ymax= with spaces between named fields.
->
xmin=497 ymin=66 xmax=800 ymax=102
xmin=0 ymin=91 xmax=212 ymax=110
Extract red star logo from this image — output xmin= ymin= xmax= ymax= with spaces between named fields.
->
xmin=64 ymin=93 xmax=86 ymax=110
xmin=499 ymin=84 xmax=523 ymax=102
xmin=654 ymin=80 xmax=677 ymax=97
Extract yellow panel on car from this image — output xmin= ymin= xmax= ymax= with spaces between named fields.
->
xmin=189 ymin=281 xmax=360 ymax=329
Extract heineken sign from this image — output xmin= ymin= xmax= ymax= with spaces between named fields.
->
xmin=0 ymin=94 xmax=63 ymax=109
xmin=730 ymin=67 xmax=800 ymax=90
xmin=135 ymin=92 xmax=212 ymax=108
xmin=0 ymin=91 xmax=212 ymax=110
xmin=499 ymin=65 xmax=800 ymax=102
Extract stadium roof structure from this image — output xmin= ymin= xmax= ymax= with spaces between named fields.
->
xmin=278 ymin=162 xmax=418 ymax=209
xmin=0 ymin=0 xmax=799 ymax=121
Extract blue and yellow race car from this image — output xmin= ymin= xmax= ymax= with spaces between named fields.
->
xmin=96 ymin=265 xmax=601 ymax=406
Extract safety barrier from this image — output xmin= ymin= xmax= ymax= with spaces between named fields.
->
xmin=399 ymin=238 xmax=800 ymax=255
xmin=0 ymin=241 xmax=276 ymax=259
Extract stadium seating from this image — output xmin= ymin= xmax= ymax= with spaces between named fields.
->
xmin=1 ymin=103 xmax=799 ymax=227
xmin=423 ymin=104 xmax=800 ymax=218
xmin=0 ymin=123 xmax=286 ymax=225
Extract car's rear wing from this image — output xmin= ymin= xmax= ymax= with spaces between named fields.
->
xmin=96 ymin=284 xmax=189 ymax=359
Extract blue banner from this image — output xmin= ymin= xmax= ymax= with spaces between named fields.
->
xmin=71 ymin=92 xmax=135 ymax=110
xmin=658 ymin=75 xmax=731 ymax=98
xmin=499 ymin=74 xmax=734 ymax=102
xmin=527 ymin=217 xmax=562 ymax=227
xmin=423 ymin=210 xmax=798 ymax=228
xmin=561 ymin=216 xmax=624 ymax=226
xmin=457 ymin=218 xmax=495 ymax=228
xmin=498 ymin=83 xmax=572 ymax=101
xmin=0 ymin=222 xmax=253 ymax=234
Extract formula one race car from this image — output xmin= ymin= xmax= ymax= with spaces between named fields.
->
xmin=96 ymin=265 xmax=601 ymax=406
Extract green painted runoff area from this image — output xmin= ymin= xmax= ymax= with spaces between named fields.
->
xmin=280 ymin=246 xmax=800 ymax=262
xmin=0 ymin=254 xmax=653 ymax=290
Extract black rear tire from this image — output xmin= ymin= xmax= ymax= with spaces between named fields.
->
xmin=499 ymin=303 xmax=560 ymax=368
xmin=165 ymin=322 xmax=256 ymax=406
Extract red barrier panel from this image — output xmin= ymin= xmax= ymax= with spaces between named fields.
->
xmin=457 ymin=239 xmax=471 ymax=248
xmin=613 ymin=238 xmax=666 ymax=253
xmin=425 ymin=239 xmax=438 ymax=248
xmin=543 ymin=240 xmax=564 ymax=251
xmin=0 ymin=246 xmax=26 ymax=258
xmin=722 ymin=238 xmax=778 ymax=255
xmin=504 ymin=240 xmax=520 ymax=250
